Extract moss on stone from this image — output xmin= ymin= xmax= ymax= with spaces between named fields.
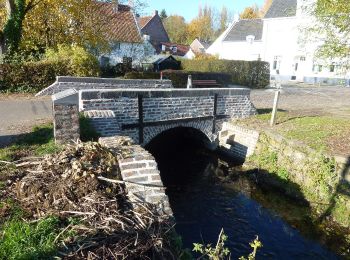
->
xmin=247 ymin=132 xmax=350 ymax=227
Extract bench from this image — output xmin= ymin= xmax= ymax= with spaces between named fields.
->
xmin=192 ymin=80 xmax=221 ymax=88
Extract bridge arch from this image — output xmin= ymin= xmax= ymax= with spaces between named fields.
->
xmin=142 ymin=120 xmax=215 ymax=147
xmin=145 ymin=126 xmax=214 ymax=186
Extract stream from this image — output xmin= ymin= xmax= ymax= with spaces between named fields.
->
xmin=146 ymin=128 xmax=347 ymax=259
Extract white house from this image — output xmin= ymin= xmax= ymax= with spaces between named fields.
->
xmin=207 ymin=0 xmax=349 ymax=85
xmin=97 ymin=1 xmax=156 ymax=67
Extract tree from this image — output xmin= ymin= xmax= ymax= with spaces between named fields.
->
xmin=219 ymin=6 xmax=228 ymax=34
xmin=313 ymin=0 xmax=350 ymax=60
xmin=164 ymin=15 xmax=188 ymax=44
xmin=188 ymin=4 xmax=214 ymax=42
xmin=160 ymin=9 xmax=167 ymax=20
xmin=239 ymin=5 xmax=260 ymax=19
xmin=0 ymin=0 xmax=41 ymax=55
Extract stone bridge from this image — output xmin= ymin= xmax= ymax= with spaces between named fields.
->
xmin=51 ymin=78 xmax=258 ymax=216
xmin=53 ymin=87 xmax=256 ymax=147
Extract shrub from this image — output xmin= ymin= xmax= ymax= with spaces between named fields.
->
xmin=0 ymin=45 xmax=101 ymax=93
xmin=45 ymin=45 xmax=100 ymax=77
xmin=181 ymin=59 xmax=270 ymax=89
xmin=124 ymin=70 xmax=232 ymax=88
xmin=0 ymin=60 xmax=70 ymax=93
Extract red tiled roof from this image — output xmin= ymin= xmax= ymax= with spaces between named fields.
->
xmin=95 ymin=2 xmax=142 ymax=43
xmin=138 ymin=16 xmax=153 ymax=28
xmin=160 ymin=42 xmax=190 ymax=56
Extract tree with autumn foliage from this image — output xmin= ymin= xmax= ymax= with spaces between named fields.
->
xmin=164 ymin=15 xmax=188 ymax=44
xmin=313 ymin=0 xmax=350 ymax=60
xmin=0 ymin=0 xmax=42 ymax=55
xmin=187 ymin=4 xmax=214 ymax=43
xmin=239 ymin=4 xmax=260 ymax=19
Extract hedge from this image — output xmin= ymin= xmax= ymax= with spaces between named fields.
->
xmin=0 ymin=61 xmax=71 ymax=93
xmin=124 ymin=70 xmax=232 ymax=88
xmin=181 ymin=59 xmax=270 ymax=89
xmin=0 ymin=59 xmax=100 ymax=93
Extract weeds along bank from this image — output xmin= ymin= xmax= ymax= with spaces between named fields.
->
xmin=244 ymin=131 xmax=350 ymax=227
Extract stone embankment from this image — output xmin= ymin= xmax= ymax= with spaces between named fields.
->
xmin=219 ymin=122 xmax=350 ymax=227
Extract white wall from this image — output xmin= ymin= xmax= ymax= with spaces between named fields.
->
xmin=103 ymin=40 xmax=156 ymax=67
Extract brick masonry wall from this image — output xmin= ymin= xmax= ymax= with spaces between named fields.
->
xmin=80 ymin=88 xmax=257 ymax=146
xmin=53 ymin=104 xmax=80 ymax=144
xmin=36 ymin=76 xmax=173 ymax=96
xmin=219 ymin=122 xmax=260 ymax=160
xmin=99 ymin=136 xmax=173 ymax=216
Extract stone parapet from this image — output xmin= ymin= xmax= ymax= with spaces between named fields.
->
xmin=99 ymin=136 xmax=173 ymax=216
xmin=53 ymin=103 xmax=80 ymax=144
xmin=36 ymin=76 xmax=173 ymax=96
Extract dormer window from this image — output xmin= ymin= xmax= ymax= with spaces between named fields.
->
xmin=161 ymin=45 xmax=166 ymax=52
xmin=171 ymin=46 xmax=177 ymax=53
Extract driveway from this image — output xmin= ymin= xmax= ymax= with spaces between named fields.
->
xmin=0 ymin=95 xmax=52 ymax=147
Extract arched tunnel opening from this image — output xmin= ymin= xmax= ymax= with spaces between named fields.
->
xmin=145 ymin=127 xmax=220 ymax=187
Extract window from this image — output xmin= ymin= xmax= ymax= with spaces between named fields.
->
xmin=300 ymin=56 xmax=306 ymax=61
xmin=113 ymin=42 xmax=121 ymax=50
xmin=273 ymin=56 xmax=281 ymax=70
xmin=318 ymin=65 xmax=323 ymax=72
xmin=330 ymin=64 xmax=335 ymax=72
xmin=273 ymin=60 xmax=278 ymax=70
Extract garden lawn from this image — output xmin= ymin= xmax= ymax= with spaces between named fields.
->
xmin=236 ymin=110 xmax=350 ymax=156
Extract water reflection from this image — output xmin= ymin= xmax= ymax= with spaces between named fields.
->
xmin=146 ymin=127 xmax=342 ymax=259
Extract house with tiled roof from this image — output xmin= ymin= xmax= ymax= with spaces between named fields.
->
xmin=97 ymin=1 xmax=156 ymax=67
xmin=138 ymin=10 xmax=170 ymax=53
xmin=184 ymin=39 xmax=212 ymax=59
xmin=159 ymin=42 xmax=190 ymax=57
xmin=207 ymin=0 xmax=348 ymax=85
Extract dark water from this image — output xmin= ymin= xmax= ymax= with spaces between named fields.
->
xmin=146 ymin=128 xmax=344 ymax=259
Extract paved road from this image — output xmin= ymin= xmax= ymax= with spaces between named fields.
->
xmin=251 ymin=85 xmax=350 ymax=118
xmin=0 ymin=85 xmax=349 ymax=147
xmin=0 ymin=96 xmax=52 ymax=147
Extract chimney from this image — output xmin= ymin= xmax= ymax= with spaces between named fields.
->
xmin=113 ymin=0 xmax=119 ymax=12
xmin=154 ymin=10 xmax=159 ymax=16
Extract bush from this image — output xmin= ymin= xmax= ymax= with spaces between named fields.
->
xmin=45 ymin=45 xmax=100 ymax=77
xmin=0 ymin=60 xmax=70 ymax=93
xmin=124 ymin=70 xmax=232 ymax=88
xmin=0 ymin=45 xmax=101 ymax=93
xmin=181 ymin=59 xmax=270 ymax=89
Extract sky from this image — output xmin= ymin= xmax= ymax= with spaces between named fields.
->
xmin=144 ymin=0 xmax=265 ymax=22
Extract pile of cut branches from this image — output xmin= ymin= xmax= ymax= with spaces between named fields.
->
xmin=0 ymin=141 xmax=175 ymax=259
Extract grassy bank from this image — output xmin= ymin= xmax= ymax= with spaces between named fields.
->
xmin=0 ymin=124 xmax=59 ymax=162
xmin=237 ymin=109 xmax=350 ymax=156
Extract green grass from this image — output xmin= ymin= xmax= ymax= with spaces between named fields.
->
xmin=280 ymin=116 xmax=350 ymax=152
xmin=0 ymin=124 xmax=60 ymax=161
xmin=0 ymin=217 xmax=68 ymax=260
xmin=238 ymin=110 xmax=350 ymax=154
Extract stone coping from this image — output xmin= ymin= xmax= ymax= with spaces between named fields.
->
xmin=56 ymin=76 xmax=171 ymax=84
xmin=80 ymin=87 xmax=251 ymax=100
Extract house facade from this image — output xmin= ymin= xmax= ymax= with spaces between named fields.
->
xmin=184 ymin=39 xmax=211 ymax=59
xmin=97 ymin=2 xmax=156 ymax=67
xmin=138 ymin=10 xmax=170 ymax=53
xmin=207 ymin=0 xmax=349 ymax=84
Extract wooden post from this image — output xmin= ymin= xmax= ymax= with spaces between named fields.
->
xmin=270 ymin=90 xmax=280 ymax=126
xmin=160 ymin=71 xmax=163 ymax=80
